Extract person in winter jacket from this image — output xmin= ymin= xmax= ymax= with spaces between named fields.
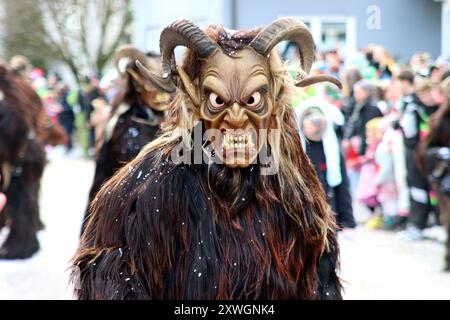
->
xmin=296 ymin=97 xmax=356 ymax=231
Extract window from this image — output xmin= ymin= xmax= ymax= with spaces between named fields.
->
xmin=321 ymin=22 xmax=347 ymax=52
xmin=281 ymin=15 xmax=357 ymax=59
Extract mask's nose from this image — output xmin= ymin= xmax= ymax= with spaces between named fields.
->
xmin=223 ymin=103 xmax=248 ymax=128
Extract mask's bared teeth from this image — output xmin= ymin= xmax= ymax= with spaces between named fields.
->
xmin=238 ymin=136 xmax=242 ymax=142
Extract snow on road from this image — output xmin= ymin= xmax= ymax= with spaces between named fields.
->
xmin=0 ymin=157 xmax=449 ymax=299
xmin=340 ymin=228 xmax=450 ymax=299
xmin=0 ymin=157 xmax=94 ymax=299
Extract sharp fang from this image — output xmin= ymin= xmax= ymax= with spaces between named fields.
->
xmin=239 ymin=136 xmax=242 ymax=142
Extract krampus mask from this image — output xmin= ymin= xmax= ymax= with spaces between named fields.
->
xmin=137 ymin=18 xmax=341 ymax=168
xmin=114 ymin=45 xmax=170 ymax=112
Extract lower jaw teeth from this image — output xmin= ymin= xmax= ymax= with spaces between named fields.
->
xmin=223 ymin=135 xmax=254 ymax=150
xmin=222 ymin=143 xmax=255 ymax=150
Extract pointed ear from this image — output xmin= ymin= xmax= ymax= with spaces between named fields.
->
xmin=272 ymin=75 xmax=285 ymax=113
xmin=177 ymin=66 xmax=201 ymax=107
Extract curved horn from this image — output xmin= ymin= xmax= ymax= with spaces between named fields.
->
xmin=114 ymin=45 xmax=148 ymax=74
xmin=250 ymin=18 xmax=314 ymax=74
xmin=136 ymin=60 xmax=177 ymax=93
xmin=136 ymin=19 xmax=219 ymax=93
xmin=296 ymin=75 xmax=343 ymax=89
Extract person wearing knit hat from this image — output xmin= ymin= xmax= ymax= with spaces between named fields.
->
xmin=296 ymin=97 xmax=356 ymax=232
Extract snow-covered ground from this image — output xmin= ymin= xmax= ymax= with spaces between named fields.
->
xmin=339 ymin=228 xmax=450 ymax=299
xmin=0 ymin=156 xmax=449 ymax=300
xmin=0 ymin=155 xmax=93 ymax=300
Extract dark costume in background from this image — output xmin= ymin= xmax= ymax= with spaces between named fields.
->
xmin=417 ymin=78 xmax=450 ymax=270
xmin=73 ymin=19 xmax=343 ymax=299
xmin=81 ymin=46 xmax=169 ymax=234
xmin=401 ymin=93 xmax=439 ymax=230
xmin=0 ymin=64 xmax=67 ymax=259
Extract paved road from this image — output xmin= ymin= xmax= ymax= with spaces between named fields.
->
xmin=0 ymin=157 xmax=449 ymax=299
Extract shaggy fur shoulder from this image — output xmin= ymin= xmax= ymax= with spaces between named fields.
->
xmin=73 ymin=150 xmax=341 ymax=300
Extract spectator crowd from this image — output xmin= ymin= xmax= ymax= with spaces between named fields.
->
xmin=292 ymin=45 xmax=450 ymax=271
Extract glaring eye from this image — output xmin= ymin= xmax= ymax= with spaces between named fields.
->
xmin=208 ymin=92 xmax=225 ymax=110
xmin=246 ymin=92 xmax=261 ymax=108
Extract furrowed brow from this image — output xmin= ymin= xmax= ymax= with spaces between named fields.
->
xmin=241 ymin=74 xmax=269 ymax=99
xmin=202 ymin=75 xmax=232 ymax=103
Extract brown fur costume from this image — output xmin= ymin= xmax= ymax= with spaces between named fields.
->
xmin=0 ymin=64 xmax=53 ymax=259
xmin=73 ymin=19 xmax=342 ymax=299
xmin=81 ymin=46 xmax=169 ymax=234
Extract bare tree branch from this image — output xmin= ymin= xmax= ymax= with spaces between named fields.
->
xmin=96 ymin=0 xmax=114 ymax=67
xmin=97 ymin=0 xmax=132 ymax=71
xmin=2 ymin=0 xmax=133 ymax=84
xmin=77 ymin=0 xmax=93 ymax=71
